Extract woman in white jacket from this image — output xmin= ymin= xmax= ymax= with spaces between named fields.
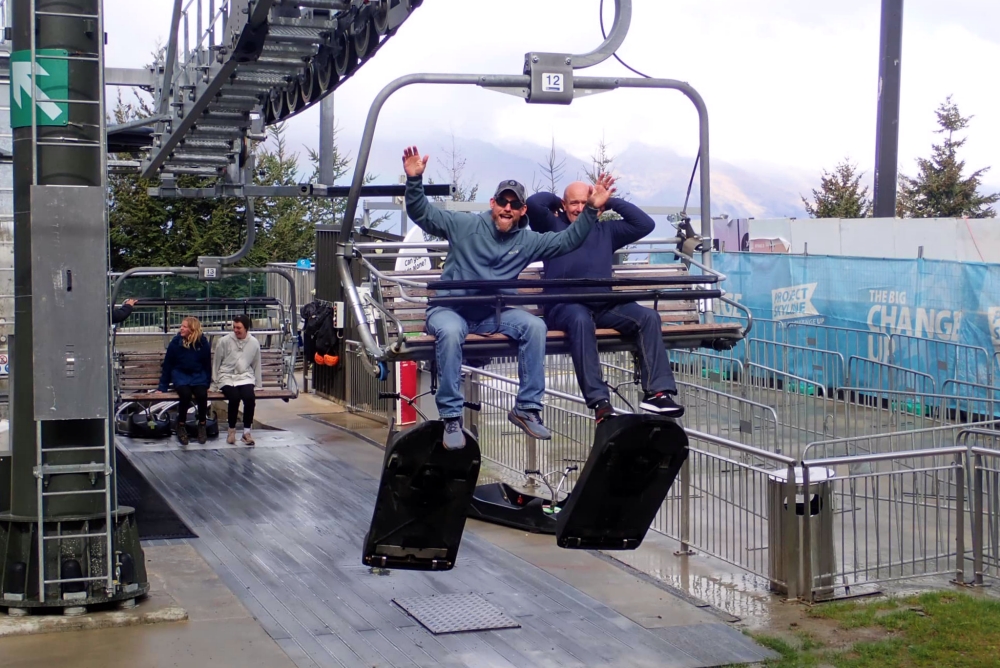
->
xmin=212 ymin=314 xmax=262 ymax=445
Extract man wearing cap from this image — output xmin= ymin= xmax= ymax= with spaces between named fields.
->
xmin=402 ymin=145 xmax=614 ymax=450
xmin=526 ymin=182 xmax=684 ymax=423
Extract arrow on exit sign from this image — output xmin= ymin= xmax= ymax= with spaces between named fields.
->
xmin=10 ymin=49 xmax=69 ymax=128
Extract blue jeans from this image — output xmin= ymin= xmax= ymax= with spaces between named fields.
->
xmin=546 ymin=301 xmax=677 ymax=407
xmin=425 ymin=306 xmax=547 ymax=418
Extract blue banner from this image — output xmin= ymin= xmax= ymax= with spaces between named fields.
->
xmin=655 ymin=252 xmax=1000 ymax=392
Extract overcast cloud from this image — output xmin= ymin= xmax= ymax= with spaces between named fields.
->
xmin=104 ymin=0 xmax=1000 ymax=202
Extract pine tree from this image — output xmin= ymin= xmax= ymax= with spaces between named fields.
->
xmin=584 ymin=136 xmax=626 ymax=222
xmin=802 ymin=159 xmax=873 ymax=218
xmin=897 ymin=96 xmax=998 ymax=218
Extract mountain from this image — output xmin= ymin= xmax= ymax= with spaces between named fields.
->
xmin=279 ymin=123 xmax=823 ymax=224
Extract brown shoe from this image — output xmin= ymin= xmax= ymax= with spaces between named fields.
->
xmin=176 ymin=423 xmax=189 ymax=446
xmin=197 ymin=422 xmax=207 ymax=444
xmin=226 ymin=428 xmax=237 ymax=445
xmin=241 ymin=431 xmax=255 ymax=447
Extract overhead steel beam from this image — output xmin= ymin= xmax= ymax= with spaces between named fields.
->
xmin=142 ymin=0 xmax=276 ymax=178
xmin=148 ymin=183 xmax=457 ymax=199
xmin=105 ymin=67 xmax=158 ymax=88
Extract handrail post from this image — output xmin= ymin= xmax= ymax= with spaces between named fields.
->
xmin=674 ymin=458 xmax=694 ymax=556
xmin=525 ymin=437 xmax=538 ymax=489
xmin=465 ymin=370 xmax=480 ymax=437
xmin=955 ymin=450 xmax=966 ymax=584
xmin=800 ymin=465 xmax=813 ymax=602
xmin=974 ymin=451 xmax=985 ymax=585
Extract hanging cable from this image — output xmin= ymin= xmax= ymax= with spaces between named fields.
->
xmin=599 ymin=0 xmax=651 ymax=79
xmin=599 ymin=0 xmax=699 ymax=219
xmin=681 ymin=154 xmax=700 ymax=215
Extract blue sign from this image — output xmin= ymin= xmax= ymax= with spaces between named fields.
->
xmin=655 ymin=252 xmax=1000 ymax=391
xmin=296 ymin=258 xmax=312 ymax=269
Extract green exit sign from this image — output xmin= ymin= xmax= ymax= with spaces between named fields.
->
xmin=10 ymin=49 xmax=69 ymax=128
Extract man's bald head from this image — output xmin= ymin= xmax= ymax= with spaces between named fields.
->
xmin=562 ymin=181 xmax=591 ymax=223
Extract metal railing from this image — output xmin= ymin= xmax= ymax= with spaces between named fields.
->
xmin=266 ymin=263 xmax=315 ymax=321
xmin=889 ymin=334 xmax=992 ymax=387
xmin=342 ymin=341 xmax=394 ymax=424
xmin=657 ymin=431 xmax=799 ymax=593
xmin=743 ymin=363 xmax=838 ymax=452
xmin=847 ymin=356 xmax=937 ymax=394
xmin=786 ymin=322 xmax=892 ymax=366
xmin=747 ymin=339 xmax=846 ymax=391
xmin=801 ymin=447 xmax=967 ymax=601
xmin=334 ymin=304 xmax=1000 ymax=601
xmin=803 ymin=420 xmax=1000 ymax=462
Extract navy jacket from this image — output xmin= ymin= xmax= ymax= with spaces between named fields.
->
xmin=111 ymin=303 xmax=133 ymax=324
xmin=404 ymin=177 xmax=598 ymax=299
xmin=525 ymin=192 xmax=655 ymax=295
xmin=158 ymin=335 xmax=212 ymax=390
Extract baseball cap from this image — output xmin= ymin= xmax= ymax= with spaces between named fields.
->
xmin=493 ymin=179 xmax=527 ymax=203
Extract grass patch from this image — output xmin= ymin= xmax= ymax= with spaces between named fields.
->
xmin=749 ymin=591 xmax=1000 ymax=668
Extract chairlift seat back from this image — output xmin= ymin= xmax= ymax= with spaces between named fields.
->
xmin=363 ymin=420 xmax=480 ymax=571
xmin=556 ymin=414 xmax=688 ymax=550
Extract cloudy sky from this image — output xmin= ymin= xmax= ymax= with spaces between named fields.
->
xmin=104 ymin=0 xmax=1000 ymax=212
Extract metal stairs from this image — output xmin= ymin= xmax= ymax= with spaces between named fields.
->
xmin=141 ymin=0 xmax=422 ymax=180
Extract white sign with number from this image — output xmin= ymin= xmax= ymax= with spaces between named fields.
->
xmin=542 ymin=72 xmax=564 ymax=93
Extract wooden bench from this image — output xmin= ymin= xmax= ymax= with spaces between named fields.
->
xmin=116 ymin=348 xmax=295 ymax=402
xmin=370 ymin=262 xmax=746 ymax=362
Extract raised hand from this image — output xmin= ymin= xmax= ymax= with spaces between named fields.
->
xmin=587 ymin=172 xmax=617 ymax=211
xmin=402 ymin=146 xmax=429 ymax=178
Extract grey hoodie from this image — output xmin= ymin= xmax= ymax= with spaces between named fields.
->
xmin=212 ymin=332 xmax=262 ymax=389
xmin=404 ymin=176 xmax=598 ymax=298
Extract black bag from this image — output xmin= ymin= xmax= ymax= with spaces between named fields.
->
xmin=314 ymin=309 xmax=337 ymax=356
xmin=301 ymin=300 xmax=333 ymax=362
xmin=116 ymin=403 xmax=172 ymax=439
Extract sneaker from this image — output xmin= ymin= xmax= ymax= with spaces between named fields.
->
xmin=640 ymin=392 xmax=685 ymax=417
xmin=241 ymin=430 xmax=255 ymax=447
xmin=594 ymin=400 xmax=619 ymax=424
xmin=197 ymin=422 xmax=208 ymax=444
xmin=442 ymin=417 xmax=466 ymax=450
xmin=227 ymin=428 xmax=237 ymax=445
xmin=176 ymin=423 xmax=189 ymax=446
xmin=507 ymin=408 xmax=552 ymax=440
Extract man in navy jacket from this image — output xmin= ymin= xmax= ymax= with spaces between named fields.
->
xmin=527 ymin=182 xmax=683 ymax=422
xmin=403 ymin=146 xmax=614 ymax=449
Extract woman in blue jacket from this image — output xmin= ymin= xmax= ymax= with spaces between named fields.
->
xmin=158 ymin=316 xmax=213 ymax=445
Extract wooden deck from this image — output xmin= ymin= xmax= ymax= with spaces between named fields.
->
xmin=120 ymin=430 xmax=774 ymax=668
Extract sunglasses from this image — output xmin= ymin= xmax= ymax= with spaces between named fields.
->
xmin=494 ymin=195 xmax=525 ymax=210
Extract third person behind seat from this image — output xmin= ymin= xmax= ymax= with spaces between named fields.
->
xmin=526 ymin=182 xmax=684 ymax=422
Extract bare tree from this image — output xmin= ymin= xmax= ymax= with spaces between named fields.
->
xmin=533 ymin=137 xmax=566 ymax=194
xmin=435 ymin=133 xmax=479 ymax=202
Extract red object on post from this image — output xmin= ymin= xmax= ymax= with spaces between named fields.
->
xmin=397 ymin=361 xmax=417 ymax=425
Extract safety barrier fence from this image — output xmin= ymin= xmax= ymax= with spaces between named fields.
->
xmin=799 ymin=447 xmax=967 ymax=601
xmin=337 ymin=314 xmax=1000 ymax=601
xmin=846 ymin=356 xmax=937 ymax=395
xmin=889 ymin=333 xmax=992 ymax=387
xmin=747 ymin=339 xmax=846 ymax=391
xmin=341 ymin=341 xmax=394 ymax=425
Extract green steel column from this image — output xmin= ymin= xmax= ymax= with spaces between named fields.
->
xmin=1 ymin=0 xmax=147 ymax=609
